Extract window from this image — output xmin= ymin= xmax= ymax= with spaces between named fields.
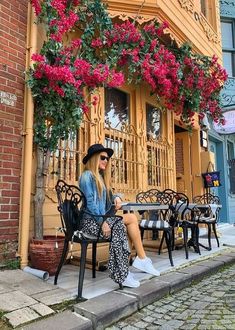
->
xmin=146 ymin=103 xmax=161 ymax=140
xmin=200 ymin=0 xmax=217 ymax=30
xmin=221 ymin=21 xmax=235 ymax=77
xmin=227 ymin=141 xmax=235 ymax=194
xmin=228 ymin=141 xmax=234 ymax=160
xmin=200 ymin=0 xmax=206 ymax=17
xmin=200 ymin=130 xmax=208 ymax=148
xmin=105 ymin=88 xmax=130 ymax=130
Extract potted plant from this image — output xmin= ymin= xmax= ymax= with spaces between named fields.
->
xmin=27 ymin=0 xmax=227 ymax=274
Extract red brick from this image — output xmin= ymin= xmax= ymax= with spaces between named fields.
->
xmin=3 ymin=147 xmax=21 ymax=155
xmin=0 ymin=220 xmax=19 ymax=227
xmin=0 ymin=213 xmax=10 ymax=219
xmin=0 ymin=234 xmax=18 ymax=241
xmin=0 ymin=227 xmax=18 ymax=234
xmin=1 ymin=0 xmax=11 ymax=8
xmin=0 ymin=205 xmax=18 ymax=212
xmin=2 ymin=190 xmax=20 ymax=198
xmin=0 ymin=169 xmax=12 ymax=176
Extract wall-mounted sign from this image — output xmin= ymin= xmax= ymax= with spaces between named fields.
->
xmin=0 ymin=91 xmax=17 ymax=107
xmin=213 ymin=110 xmax=235 ymax=134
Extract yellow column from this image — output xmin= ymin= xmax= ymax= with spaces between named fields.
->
xmin=18 ymin=4 xmax=37 ymax=268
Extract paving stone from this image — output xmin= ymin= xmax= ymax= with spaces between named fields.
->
xmin=31 ymin=288 xmax=75 ymax=305
xmin=22 ymin=310 xmax=93 ymax=330
xmin=0 ymin=284 xmax=11 ymax=294
xmin=3 ymin=307 xmax=40 ymax=328
xmin=160 ymin=319 xmax=184 ymax=329
xmin=30 ymin=303 xmax=55 ymax=316
xmin=177 ymin=264 xmax=213 ymax=281
xmin=17 ymin=278 xmax=56 ymax=295
xmin=74 ymin=290 xmax=138 ymax=330
xmin=0 ymin=270 xmax=32 ymax=283
xmin=121 ymin=278 xmax=169 ymax=309
xmin=0 ymin=291 xmax=37 ymax=312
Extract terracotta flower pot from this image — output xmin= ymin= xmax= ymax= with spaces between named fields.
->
xmin=29 ymin=235 xmax=65 ymax=276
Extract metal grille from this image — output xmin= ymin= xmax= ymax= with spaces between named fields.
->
xmin=105 ymin=123 xmax=143 ymax=194
xmin=46 ymin=119 xmax=174 ymax=195
xmin=147 ymin=137 xmax=174 ymax=190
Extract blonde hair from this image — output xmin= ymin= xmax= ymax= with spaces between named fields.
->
xmin=84 ymin=152 xmax=112 ymax=198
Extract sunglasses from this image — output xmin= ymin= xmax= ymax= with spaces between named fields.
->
xmin=100 ymin=155 xmax=110 ymax=162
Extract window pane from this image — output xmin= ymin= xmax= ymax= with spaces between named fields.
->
xmin=221 ymin=22 xmax=233 ymax=48
xmin=146 ymin=103 xmax=161 ymax=140
xmin=222 ymin=52 xmax=233 ymax=76
xmin=228 ymin=141 xmax=234 ymax=160
xmin=105 ymin=88 xmax=130 ymax=130
xmin=229 ymin=162 xmax=235 ymax=194
xmin=200 ymin=0 xmax=206 ymax=16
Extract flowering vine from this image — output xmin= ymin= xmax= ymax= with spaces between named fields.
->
xmin=28 ymin=0 xmax=227 ymax=240
xmin=28 ymin=0 xmax=228 ymax=152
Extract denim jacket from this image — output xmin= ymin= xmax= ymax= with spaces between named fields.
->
xmin=79 ymin=170 xmax=116 ymax=223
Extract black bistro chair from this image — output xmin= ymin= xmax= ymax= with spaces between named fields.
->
xmin=54 ymin=179 xmax=123 ymax=301
xmin=192 ymin=193 xmax=221 ymax=250
xmin=162 ymin=189 xmax=201 ymax=259
xmin=136 ymin=189 xmax=175 ymax=266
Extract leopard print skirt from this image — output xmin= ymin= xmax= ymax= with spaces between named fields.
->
xmin=82 ymin=215 xmax=130 ymax=284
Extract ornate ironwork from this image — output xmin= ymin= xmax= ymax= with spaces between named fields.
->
xmin=221 ymin=77 xmax=235 ymax=108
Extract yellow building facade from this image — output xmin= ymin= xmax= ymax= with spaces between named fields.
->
xmin=19 ymin=0 xmax=222 ymax=266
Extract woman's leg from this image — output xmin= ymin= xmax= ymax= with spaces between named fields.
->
xmin=123 ymin=213 xmax=160 ymax=276
xmin=123 ymin=213 xmax=146 ymax=259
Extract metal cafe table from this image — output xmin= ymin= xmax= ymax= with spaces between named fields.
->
xmin=121 ymin=202 xmax=169 ymax=212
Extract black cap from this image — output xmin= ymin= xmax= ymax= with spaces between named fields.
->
xmin=82 ymin=144 xmax=114 ymax=164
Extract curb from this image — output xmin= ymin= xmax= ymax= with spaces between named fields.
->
xmin=23 ymin=248 xmax=235 ymax=330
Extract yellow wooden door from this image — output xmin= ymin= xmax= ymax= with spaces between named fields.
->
xmin=175 ymin=131 xmax=192 ymax=199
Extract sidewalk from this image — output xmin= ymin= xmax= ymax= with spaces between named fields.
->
xmin=0 ymin=224 xmax=234 ymax=329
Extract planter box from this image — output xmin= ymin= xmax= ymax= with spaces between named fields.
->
xmin=29 ymin=235 xmax=65 ymax=275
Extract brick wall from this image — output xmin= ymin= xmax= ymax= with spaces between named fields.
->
xmin=0 ymin=0 xmax=28 ymax=261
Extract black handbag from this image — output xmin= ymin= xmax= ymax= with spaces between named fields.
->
xmin=202 ymin=162 xmax=222 ymax=188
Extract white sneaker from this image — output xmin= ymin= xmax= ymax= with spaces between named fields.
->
xmin=133 ymin=256 xmax=160 ymax=276
xmin=122 ymin=272 xmax=140 ymax=288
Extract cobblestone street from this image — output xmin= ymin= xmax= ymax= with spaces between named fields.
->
xmin=107 ymin=264 xmax=235 ymax=330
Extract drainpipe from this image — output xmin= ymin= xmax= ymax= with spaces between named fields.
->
xmin=18 ymin=3 xmax=37 ymax=268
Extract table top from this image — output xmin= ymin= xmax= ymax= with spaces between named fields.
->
xmin=121 ymin=202 xmax=169 ymax=211
xmin=120 ymin=202 xmax=222 ymax=213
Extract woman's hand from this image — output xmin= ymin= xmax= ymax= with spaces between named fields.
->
xmin=102 ymin=221 xmax=111 ymax=237
xmin=114 ymin=196 xmax=122 ymax=210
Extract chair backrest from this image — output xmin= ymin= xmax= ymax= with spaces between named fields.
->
xmin=136 ymin=188 xmax=189 ymax=224
xmin=55 ymin=180 xmax=87 ymax=239
xmin=193 ymin=193 xmax=220 ymax=204
xmin=136 ymin=189 xmax=161 ymax=203
xmin=193 ymin=193 xmax=220 ymax=221
xmin=161 ymin=189 xmax=190 ymax=221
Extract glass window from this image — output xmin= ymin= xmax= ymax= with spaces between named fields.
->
xmin=221 ymin=20 xmax=235 ymax=77
xmin=105 ymin=88 xmax=130 ymax=130
xmin=146 ymin=103 xmax=161 ymax=140
xmin=222 ymin=52 xmax=233 ymax=77
xmin=200 ymin=0 xmax=206 ymax=16
xmin=228 ymin=141 xmax=234 ymax=160
xmin=221 ymin=22 xmax=233 ymax=48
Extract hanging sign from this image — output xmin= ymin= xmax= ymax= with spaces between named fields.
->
xmin=202 ymin=171 xmax=222 ymax=188
xmin=213 ymin=110 xmax=235 ymax=134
